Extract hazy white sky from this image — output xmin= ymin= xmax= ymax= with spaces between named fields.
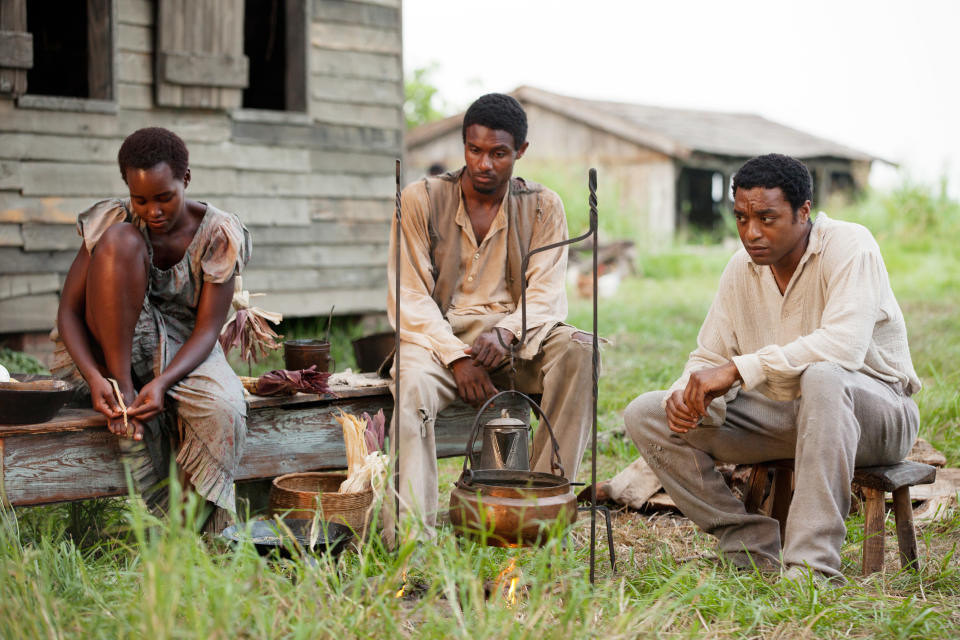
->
xmin=403 ymin=0 xmax=960 ymax=195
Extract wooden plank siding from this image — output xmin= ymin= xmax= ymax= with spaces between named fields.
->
xmin=0 ymin=0 xmax=402 ymax=334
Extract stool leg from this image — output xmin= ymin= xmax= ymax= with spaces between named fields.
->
xmin=771 ymin=468 xmax=793 ymax=543
xmin=744 ymin=464 xmax=769 ymax=513
xmin=862 ymin=487 xmax=886 ymax=575
xmin=892 ymin=486 xmax=920 ymax=571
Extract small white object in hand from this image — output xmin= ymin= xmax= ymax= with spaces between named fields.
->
xmin=0 ymin=364 xmax=9 ymax=382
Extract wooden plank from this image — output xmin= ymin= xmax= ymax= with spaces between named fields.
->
xmin=246 ymin=243 xmax=387 ymax=269
xmin=158 ymin=51 xmax=248 ymax=88
xmin=0 ymin=222 xmax=22 ymax=246
xmin=213 ymin=196 xmax=311 ymax=227
xmin=243 ymin=265 xmax=386 ymax=292
xmin=87 ymin=0 xmax=114 ymax=101
xmin=285 ymin=0 xmax=309 ymax=113
xmin=310 ymin=22 xmax=400 ymax=54
xmin=0 ymin=293 xmax=59 ymax=332
xmin=311 ymin=197 xmax=392 ymax=221
xmin=0 ymin=29 xmax=32 ymax=68
xmin=0 ymin=273 xmax=61 ymax=300
xmin=120 ymin=0 xmax=154 ymax=27
xmin=892 ymin=486 xmax=919 ymax=570
xmin=22 ymin=223 xmax=83 ymax=251
xmin=260 ymin=288 xmax=385 ymax=316
xmin=0 ymin=99 xmax=119 ymax=136
xmin=117 ymin=51 xmax=153 ymax=85
xmin=0 ymin=132 xmax=118 ymax=163
xmin=861 ymin=487 xmax=886 ymax=575
xmin=311 ymin=75 xmax=401 ymax=107
xmin=117 ymin=82 xmax=153 ymax=109
xmin=117 ymin=23 xmax=152 ymax=54
xmin=311 ymin=100 xmax=401 ymax=129
xmin=118 ymin=110 xmax=233 ymax=144
xmin=308 ymin=150 xmax=397 ymax=175
xmin=0 ymin=247 xmax=76 ymax=272
xmin=0 ymin=159 xmax=21 ymax=189
xmin=189 ymin=142 xmax=311 ymax=174
xmin=0 ymin=387 xmax=529 ymax=506
xmin=308 ymin=49 xmax=401 ymax=81
xmin=313 ymin=0 xmax=400 ymax=28
xmin=854 ymin=462 xmax=937 ymax=492
xmin=249 ymin=219 xmax=389 ymax=245
xmin=20 ymin=162 xmax=117 ymax=196
xmin=231 ymin=119 xmax=402 ymax=153
xmin=0 ymin=195 xmax=91 ymax=224
xmin=0 ymin=1 xmax=28 ymax=96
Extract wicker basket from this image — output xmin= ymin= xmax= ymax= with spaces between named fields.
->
xmin=269 ymin=472 xmax=373 ymax=538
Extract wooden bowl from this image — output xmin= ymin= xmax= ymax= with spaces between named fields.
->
xmin=0 ymin=374 xmax=74 ymax=425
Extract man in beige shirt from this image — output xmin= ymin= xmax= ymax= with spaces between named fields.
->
xmin=385 ymin=94 xmax=595 ymax=543
xmin=611 ymin=154 xmax=920 ymax=581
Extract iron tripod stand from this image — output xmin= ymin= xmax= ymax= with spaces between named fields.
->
xmin=477 ymin=167 xmax=615 ymax=582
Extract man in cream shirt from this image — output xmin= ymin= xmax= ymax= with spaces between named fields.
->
xmin=610 ymin=154 xmax=920 ymax=581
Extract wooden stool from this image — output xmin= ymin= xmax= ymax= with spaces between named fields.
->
xmin=743 ymin=459 xmax=937 ymax=575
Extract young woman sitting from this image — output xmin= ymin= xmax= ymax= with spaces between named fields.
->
xmin=53 ymin=127 xmax=250 ymax=515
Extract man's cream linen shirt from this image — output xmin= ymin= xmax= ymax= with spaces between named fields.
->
xmin=387 ymin=178 xmax=568 ymax=367
xmin=669 ymin=213 xmax=921 ymax=420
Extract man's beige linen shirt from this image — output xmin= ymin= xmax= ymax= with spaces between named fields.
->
xmin=387 ymin=177 xmax=568 ymax=366
xmin=669 ymin=213 xmax=921 ymax=420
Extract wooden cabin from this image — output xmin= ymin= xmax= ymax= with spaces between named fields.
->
xmin=0 ymin=0 xmax=403 ymax=354
xmin=407 ymin=86 xmax=877 ymax=242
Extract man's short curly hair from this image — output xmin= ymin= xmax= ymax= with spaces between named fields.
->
xmin=462 ymin=93 xmax=528 ymax=149
xmin=117 ymin=127 xmax=189 ymax=182
xmin=732 ymin=154 xmax=813 ymax=213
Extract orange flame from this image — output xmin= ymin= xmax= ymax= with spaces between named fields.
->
xmin=507 ymin=577 xmax=519 ymax=606
xmin=395 ymin=570 xmax=407 ymax=598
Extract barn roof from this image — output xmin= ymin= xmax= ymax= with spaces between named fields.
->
xmin=407 ymin=85 xmax=878 ymax=163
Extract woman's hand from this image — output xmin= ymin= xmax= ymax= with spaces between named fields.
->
xmin=88 ymin=374 xmax=122 ymax=421
xmin=127 ymin=378 xmax=167 ymax=421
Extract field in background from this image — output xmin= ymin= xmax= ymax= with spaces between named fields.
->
xmin=1 ymin=185 xmax=958 ymax=638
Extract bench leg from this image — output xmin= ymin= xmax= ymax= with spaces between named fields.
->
xmin=892 ymin=486 xmax=920 ymax=571
xmin=771 ymin=467 xmax=793 ymax=542
xmin=862 ymin=487 xmax=886 ymax=575
xmin=744 ymin=464 xmax=769 ymax=513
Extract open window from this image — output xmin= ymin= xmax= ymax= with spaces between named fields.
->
xmin=0 ymin=0 xmax=114 ymax=105
xmin=242 ymin=0 xmax=307 ymax=112
xmin=154 ymin=0 xmax=306 ymax=112
xmin=677 ymin=167 xmax=725 ymax=231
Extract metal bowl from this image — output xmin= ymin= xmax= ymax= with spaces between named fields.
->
xmin=351 ymin=331 xmax=395 ymax=373
xmin=0 ymin=374 xmax=74 ymax=425
xmin=220 ymin=519 xmax=351 ymax=559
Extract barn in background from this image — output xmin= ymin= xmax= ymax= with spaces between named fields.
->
xmin=406 ymin=86 xmax=878 ymax=241
xmin=0 ymin=0 xmax=403 ymax=356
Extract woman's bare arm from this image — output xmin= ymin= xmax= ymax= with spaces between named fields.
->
xmin=126 ymin=274 xmax=235 ymax=419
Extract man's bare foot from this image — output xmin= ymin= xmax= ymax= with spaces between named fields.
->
xmin=576 ymin=481 xmax=611 ymax=504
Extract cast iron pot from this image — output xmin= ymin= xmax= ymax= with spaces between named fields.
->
xmin=220 ymin=519 xmax=351 ymax=559
xmin=0 ymin=374 xmax=74 ymax=425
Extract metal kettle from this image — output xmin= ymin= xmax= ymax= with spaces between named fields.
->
xmin=477 ymin=409 xmax=531 ymax=471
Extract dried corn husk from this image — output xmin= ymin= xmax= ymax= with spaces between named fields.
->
xmin=333 ymin=409 xmax=390 ymax=494
xmin=219 ymin=276 xmax=283 ymax=364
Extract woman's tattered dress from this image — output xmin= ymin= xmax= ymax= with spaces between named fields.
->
xmin=52 ymin=199 xmax=251 ymax=511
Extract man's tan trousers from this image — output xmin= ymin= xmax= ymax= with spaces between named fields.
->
xmin=384 ymin=315 xmax=596 ymax=545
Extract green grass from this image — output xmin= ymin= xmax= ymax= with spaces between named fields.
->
xmin=2 ymin=185 xmax=959 ymax=638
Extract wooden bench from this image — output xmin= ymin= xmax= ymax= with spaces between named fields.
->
xmin=0 ymin=376 xmax=527 ymax=508
xmin=744 ymin=459 xmax=937 ymax=575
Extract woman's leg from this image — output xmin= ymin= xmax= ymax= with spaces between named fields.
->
xmin=83 ymin=223 xmax=150 ymax=426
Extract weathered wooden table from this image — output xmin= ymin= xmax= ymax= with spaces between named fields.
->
xmin=0 ymin=376 xmax=525 ymax=507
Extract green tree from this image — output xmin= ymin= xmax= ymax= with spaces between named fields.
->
xmin=404 ymin=63 xmax=447 ymax=130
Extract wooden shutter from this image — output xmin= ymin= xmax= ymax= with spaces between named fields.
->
xmin=0 ymin=0 xmax=31 ymax=97
xmin=155 ymin=0 xmax=249 ymax=109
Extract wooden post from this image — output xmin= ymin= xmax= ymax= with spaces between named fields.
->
xmin=861 ymin=487 xmax=886 ymax=575
xmin=0 ymin=437 xmax=9 ymax=508
xmin=744 ymin=463 xmax=768 ymax=513
xmin=892 ymin=486 xmax=920 ymax=571
xmin=771 ymin=467 xmax=793 ymax=541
